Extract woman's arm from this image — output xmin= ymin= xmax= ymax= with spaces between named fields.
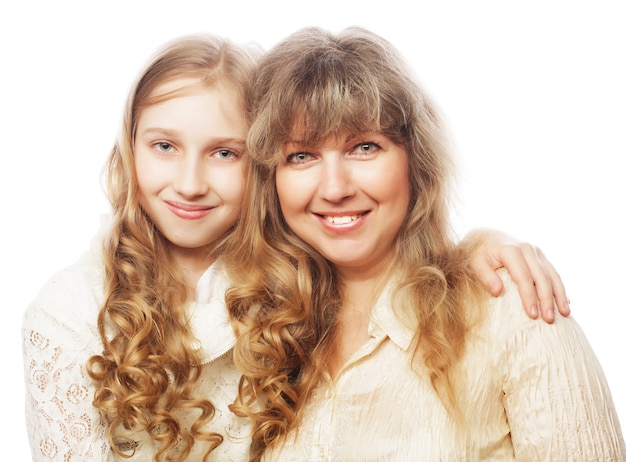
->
xmin=493 ymin=271 xmax=626 ymax=460
xmin=462 ymin=228 xmax=570 ymax=322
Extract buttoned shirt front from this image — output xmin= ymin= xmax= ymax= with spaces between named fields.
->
xmin=263 ymin=271 xmax=625 ymax=461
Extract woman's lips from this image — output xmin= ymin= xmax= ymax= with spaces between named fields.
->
xmin=315 ymin=211 xmax=369 ymax=233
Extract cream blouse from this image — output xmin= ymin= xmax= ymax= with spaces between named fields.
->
xmin=263 ymin=270 xmax=626 ymax=461
xmin=22 ymin=220 xmax=250 ymax=461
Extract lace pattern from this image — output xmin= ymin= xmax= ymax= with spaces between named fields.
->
xmin=22 ymin=236 xmax=250 ymax=461
xmin=23 ymin=250 xmax=112 ymax=461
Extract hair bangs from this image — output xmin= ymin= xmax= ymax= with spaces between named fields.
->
xmin=139 ymin=75 xmax=206 ymax=106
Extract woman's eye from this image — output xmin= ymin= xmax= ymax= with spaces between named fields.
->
xmin=214 ymin=149 xmax=237 ymax=160
xmin=353 ymin=142 xmax=380 ymax=155
xmin=286 ymin=152 xmax=312 ymax=164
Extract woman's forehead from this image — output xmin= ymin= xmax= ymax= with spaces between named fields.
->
xmin=286 ymin=116 xmax=379 ymax=144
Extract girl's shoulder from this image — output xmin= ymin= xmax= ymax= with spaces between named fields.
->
xmin=25 ymin=231 xmax=106 ymax=330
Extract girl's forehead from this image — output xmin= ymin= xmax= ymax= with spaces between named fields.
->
xmin=139 ymin=77 xmax=242 ymax=117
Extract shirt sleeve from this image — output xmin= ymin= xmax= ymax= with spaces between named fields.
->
xmin=493 ymin=272 xmax=626 ymax=460
xmin=22 ymin=257 xmax=113 ymax=461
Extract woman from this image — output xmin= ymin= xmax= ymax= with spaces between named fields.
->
xmin=225 ymin=26 xmax=625 ymax=460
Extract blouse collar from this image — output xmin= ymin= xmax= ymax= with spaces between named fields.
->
xmin=189 ymin=260 xmax=236 ymax=364
xmin=368 ymin=281 xmax=416 ymax=351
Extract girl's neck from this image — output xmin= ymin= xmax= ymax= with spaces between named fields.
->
xmin=171 ymin=246 xmax=217 ymax=293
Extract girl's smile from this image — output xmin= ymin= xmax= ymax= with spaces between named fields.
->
xmin=164 ymin=200 xmax=216 ymax=220
xmin=134 ymin=79 xmax=247 ymax=256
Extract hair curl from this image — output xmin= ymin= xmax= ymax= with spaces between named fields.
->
xmin=224 ymin=26 xmax=485 ymax=461
xmin=86 ymin=34 xmax=259 ymax=461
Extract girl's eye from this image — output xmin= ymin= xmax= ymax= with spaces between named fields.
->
xmin=214 ymin=149 xmax=238 ymax=160
xmin=286 ymin=152 xmax=313 ymax=164
xmin=155 ymin=142 xmax=174 ymax=152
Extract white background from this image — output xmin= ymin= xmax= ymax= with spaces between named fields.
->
xmin=2 ymin=0 xmax=624 ymax=456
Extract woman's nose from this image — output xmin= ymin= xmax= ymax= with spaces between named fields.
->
xmin=318 ymin=157 xmax=356 ymax=203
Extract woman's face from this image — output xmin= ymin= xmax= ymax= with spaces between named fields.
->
xmin=276 ymin=128 xmax=410 ymax=276
xmin=134 ymin=79 xmax=247 ymax=254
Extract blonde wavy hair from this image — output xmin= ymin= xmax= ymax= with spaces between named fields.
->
xmin=86 ymin=35 xmax=259 ymax=461
xmin=224 ymin=26 xmax=485 ymax=460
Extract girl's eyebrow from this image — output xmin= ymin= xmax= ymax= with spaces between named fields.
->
xmin=138 ymin=128 xmax=246 ymax=146
xmin=138 ymin=127 xmax=180 ymax=137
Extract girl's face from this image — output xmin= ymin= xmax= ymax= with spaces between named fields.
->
xmin=134 ymin=79 xmax=247 ymax=256
xmin=276 ymin=129 xmax=410 ymax=277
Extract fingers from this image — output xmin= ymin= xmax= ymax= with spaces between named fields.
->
xmin=519 ymin=243 xmax=556 ymax=323
xmin=469 ymin=256 xmax=504 ymax=297
xmin=462 ymin=228 xmax=571 ymax=323
xmin=536 ymin=247 xmax=571 ymax=317
xmin=502 ymin=243 xmax=572 ymax=323
xmin=498 ymin=243 xmax=544 ymax=320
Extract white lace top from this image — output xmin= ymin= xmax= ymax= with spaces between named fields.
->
xmin=22 ymin=224 xmax=250 ymax=461
xmin=263 ymin=270 xmax=626 ymax=461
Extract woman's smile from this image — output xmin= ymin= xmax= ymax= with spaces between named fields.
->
xmin=276 ymin=130 xmax=410 ymax=274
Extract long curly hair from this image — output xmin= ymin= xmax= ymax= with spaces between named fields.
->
xmin=224 ymin=26 xmax=485 ymax=460
xmin=86 ymin=34 xmax=259 ymax=461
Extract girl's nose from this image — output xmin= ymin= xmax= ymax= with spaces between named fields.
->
xmin=173 ymin=156 xmax=209 ymax=198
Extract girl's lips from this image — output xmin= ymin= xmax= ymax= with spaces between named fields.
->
xmin=165 ymin=201 xmax=213 ymax=220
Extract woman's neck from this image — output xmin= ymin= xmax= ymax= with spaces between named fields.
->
xmin=336 ymin=253 xmax=394 ymax=314
xmin=328 ymin=260 xmax=394 ymax=378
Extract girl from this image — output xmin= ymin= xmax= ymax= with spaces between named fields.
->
xmin=226 ymin=26 xmax=625 ymax=461
xmin=23 ymin=32 xmax=569 ymax=462
xmin=23 ymin=34 xmax=258 ymax=462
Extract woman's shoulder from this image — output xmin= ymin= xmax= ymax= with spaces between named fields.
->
xmin=478 ymin=268 xmax=586 ymax=350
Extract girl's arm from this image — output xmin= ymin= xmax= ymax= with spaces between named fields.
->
xmin=22 ymin=261 xmax=111 ymax=461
